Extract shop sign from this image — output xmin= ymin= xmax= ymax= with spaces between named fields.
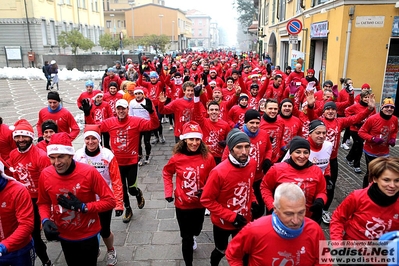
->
xmin=355 ymin=16 xmax=385 ymax=28
xmin=310 ymin=21 xmax=329 ymax=38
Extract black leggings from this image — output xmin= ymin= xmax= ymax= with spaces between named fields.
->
xmin=119 ymin=164 xmax=139 ymax=208
xmin=99 ymin=209 xmax=113 ymax=239
xmin=60 ymin=235 xmax=99 ymax=266
xmin=102 ymin=132 xmax=110 ymax=149
xmin=32 ymin=198 xmax=49 ymax=264
xmin=153 ymin=106 xmax=163 ymax=138
xmin=252 ymin=179 xmax=265 ymax=219
xmin=363 ymin=153 xmax=378 ymax=188
xmin=324 ymin=157 xmax=338 ymax=211
xmin=175 ymin=208 xmax=205 ymax=266
xmin=346 ymin=131 xmax=364 ymax=168
xmin=139 ymin=131 xmax=151 ymax=158
xmin=211 ymin=225 xmax=240 ymax=266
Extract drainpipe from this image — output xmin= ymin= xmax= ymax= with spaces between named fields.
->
xmin=342 ymin=6 xmax=355 ymax=78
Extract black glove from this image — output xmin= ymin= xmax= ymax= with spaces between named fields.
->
xmin=138 ymin=52 xmax=143 ymax=65
xmin=169 ymin=66 xmax=177 ymax=75
xmin=43 ymin=220 xmax=60 ymax=241
xmin=251 ymin=202 xmax=263 ymax=219
xmin=165 ymin=197 xmax=174 ymax=203
xmin=115 ymin=210 xmax=123 ymax=217
xmin=238 ymin=63 xmax=244 ymax=75
xmin=183 ymin=75 xmax=190 ymax=83
xmin=262 ymin=159 xmax=272 ymax=174
xmin=195 ymin=189 xmax=203 ymax=199
xmin=194 ymin=74 xmax=198 ymax=83
xmin=233 ymin=214 xmax=247 ymax=228
xmin=57 ymin=192 xmax=86 ymax=213
xmin=218 ymin=140 xmax=226 ymax=148
xmin=266 ymin=64 xmax=272 ymax=75
xmin=81 ymin=98 xmax=92 ymax=117
xmin=310 ymin=198 xmax=324 ymax=223
xmin=156 ymin=62 xmax=162 ymax=74
xmin=202 ymin=73 xmax=208 ymax=86
xmin=140 ymin=98 xmax=154 ymax=114
xmin=194 ymin=84 xmax=202 ymax=97
xmin=37 ymin=136 xmax=44 ymax=142
xmin=139 ymin=65 xmax=145 ymax=75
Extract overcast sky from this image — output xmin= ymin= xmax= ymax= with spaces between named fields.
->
xmin=166 ymin=0 xmax=238 ymax=46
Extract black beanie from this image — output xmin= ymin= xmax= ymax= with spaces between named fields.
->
xmin=109 ymin=81 xmax=118 ymax=88
xmin=280 ymin=98 xmax=293 ymax=108
xmin=41 ymin=120 xmax=58 ymax=133
xmin=232 ymin=69 xmax=240 ymax=75
xmin=323 ymin=101 xmax=337 ymax=111
xmin=309 ymin=119 xmax=325 ymax=134
xmin=47 ymin=91 xmax=61 ymax=102
xmin=227 ymin=129 xmax=250 ymax=151
xmin=323 ymin=80 xmax=333 ymax=87
xmin=289 ymin=136 xmax=310 ymax=154
xmin=244 ymin=109 xmax=261 ymax=123
xmin=239 ymin=93 xmax=249 ymax=102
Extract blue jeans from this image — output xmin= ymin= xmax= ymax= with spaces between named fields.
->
xmin=0 ymin=239 xmax=35 ymax=266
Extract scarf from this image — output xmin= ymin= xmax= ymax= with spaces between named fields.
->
xmin=85 ymin=146 xmax=101 ymax=157
xmin=48 ymin=104 xmax=62 ymax=113
xmin=243 ymin=125 xmax=259 ymax=138
xmin=272 ymin=212 xmax=304 ymax=239
xmin=367 ymin=182 xmax=399 ymax=207
xmin=380 ymin=110 xmax=393 ymax=121
xmin=228 ymin=153 xmax=250 ymax=168
xmin=174 ymin=77 xmax=183 ymax=85
xmin=262 ymin=113 xmax=277 ymax=123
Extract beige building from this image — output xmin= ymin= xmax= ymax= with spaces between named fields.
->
xmin=0 ymin=0 xmax=104 ymax=67
xmin=255 ymin=0 xmax=399 ymax=102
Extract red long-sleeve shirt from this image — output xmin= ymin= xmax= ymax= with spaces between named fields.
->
xmin=37 ymin=162 xmax=116 ymax=241
xmin=260 ymin=116 xmax=285 ymax=163
xmin=102 ymin=75 xmax=121 ymax=94
xmin=0 ymin=123 xmax=16 ymax=161
xmin=103 ymin=92 xmax=123 ymax=116
xmin=37 ymin=107 xmax=80 ymax=140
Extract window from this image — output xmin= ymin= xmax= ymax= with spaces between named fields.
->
xmin=94 ymin=0 xmax=98 ymax=11
xmin=317 ymin=0 xmax=328 ymax=4
xmin=65 ymin=0 xmax=70 ymax=4
xmin=272 ymin=0 xmax=275 ymax=24
xmin=106 ymin=20 xmax=111 ymax=28
xmin=69 ymin=22 xmax=73 ymax=31
xmin=83 ymin=25 xmax=88 ymax=37
xmin=114 ymin=0 xmax=118 ymax=3
xmin=50 ymin=21 xmax=56 ymax=45
xmin=117 ymin=20 xmax=121 ymax=28
xmin=265 ymin=2 xmax=269 ymax=25
xmin=62 ymin=22 xmax=67 ymax=32
xmin=41 ymin=20 xmax=48 ymax=45
xmin=199 ymin=29 xmax=202 ymax=36
xmin=279 ymin=0 xmax=286 ymax=21
xmin=82 ymin=0 xmax=86 ymax=8
xmin=199 ymin=20 xmax=202 ymax=25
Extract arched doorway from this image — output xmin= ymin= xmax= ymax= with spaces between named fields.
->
xmin=268 ymin=33 xmax=277 ymax=65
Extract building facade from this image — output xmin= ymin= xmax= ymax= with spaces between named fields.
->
xmin=0 ymin=0 xmax=104 ymax=67
xmin=255 ymin=0 xmax=399 ymax=102
xmin=185 ymin=9 xmax=212 ymax=49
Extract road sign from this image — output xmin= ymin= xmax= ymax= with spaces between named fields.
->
xmin=289 ymin=34 xmax=298 ymax=44
xmin=286 ymin=19 xmax=303 ymax=35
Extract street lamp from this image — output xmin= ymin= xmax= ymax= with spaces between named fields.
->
xmin=159 ymin=14 xmax=164 ymax=35
xmin=128 ymin=1 xmax=135 ymax=39
xmin=172 ymin=20 xmax=175 ymax=50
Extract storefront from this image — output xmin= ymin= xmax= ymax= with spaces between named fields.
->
xmin=309 ymin=21 xmax=329 ymax=85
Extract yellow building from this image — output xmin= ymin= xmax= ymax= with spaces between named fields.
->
xmin=256 ymin=0 xmax=399 ymax=101
xmin=0 ymin=0 xmax=104 ymax=66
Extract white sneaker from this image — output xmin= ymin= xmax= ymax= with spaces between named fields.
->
xmin=107 ymin=249 xmax=117 ymax=266
xmin=138 ymin=158 xmax=144 ymax=166
xmin=144 ymin=157 xmax=150 ymax=164
xmin=193 ymin=236 xmax=197 ymax=250
xmin=322 ymin=210 xmax=332 ymax=224
xmin=169 ymin=125 xmax=173 ymax=130
xmin=346 ymin=139 xmax=352 ymax=146
xmin=341 ymin=143 xmax=350 ymax=150
xmin=205 ymin=209 xmax=210 ymax=216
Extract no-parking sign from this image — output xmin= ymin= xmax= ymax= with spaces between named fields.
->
xmin=286 ymin=19 xmax=303 ymax=35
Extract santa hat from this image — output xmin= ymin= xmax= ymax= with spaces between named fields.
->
xmin=250 ymin=70 xmax=260 ymax=79
xmin=213 ymin=87 xmax=222 ymax=93
xmin=209 ymin=80 xmax=217 ymax=85
xmin=84 ymin=124 xmax=101 ymax=143
xmin=47 ymin=132 xmax=75 ymax=156
xmin=92 ymin=93 xmax=103 ymax=100
xmin=11 ymin=119 xmax=34 ymax=139
xmin=210 ymin=68 xmax=217 ymax=74
xmin=0 ymin=159 xmax=13 ymax=180
xmin=180 ymin=121 xmax=203 ymax=140
xmin=134 ymin=87 xmax=144 ymax=94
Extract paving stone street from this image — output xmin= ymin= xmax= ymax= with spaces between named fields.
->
xmin=1 ymin=79 xmax=398 ymax=266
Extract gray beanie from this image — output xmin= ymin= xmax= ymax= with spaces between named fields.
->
xmin=227 ymin=128 xmax=250 ymax=151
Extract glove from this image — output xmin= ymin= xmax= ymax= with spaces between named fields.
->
xmin=43 ymin=219 xmax=60 ymax=241
xmin=165 ymin=197 xmax=174 ymax=203
xmin=194 ymin=84 xmax=202 ymax=97
xmin=372 ymin=137 xmax=384 ymax=145
xmin=289 ymin=81 xmax=299 ymax=95
xmin=195 ymin=189 xmax=203 ymax=199
xmin=138 ymin=52 xmax=143 ymax=65
xmin=115 ymin=210 xmax=123 ymax=217
xmin=262 ymin=159 xmax=272 ymax=174
xmin=306 ymin=81 xmax=316 ymax=92
xmin=202 ymin=73 xmax=208 ymax=86
xmin=140 ymin=98 xmax=154 ymax=114
xmin=332 ymin=85 xmax=339 ymax=99
xmin=57 ymin=192 xmax=86 ymax=213
xmin=266 ymin=64 xmax=272 ymax=75
xmin=310 ymin=198 xmax=324 ymax=224
xmin=233 ymin=214 xmax=247 ymax=228
xmin=139 ymin=65 xmax=145 ymax=75
xmin=169 ymin=66 xmax=177 ymax=75
xmin=388 ymin=138 xmax=396 ymax=147
xmin=0 ymin=243 xmax=7 ymax=256
xmin=183 ymin=75 xmax=190 ymax=83
xmin=251 ymin=202 xmax=263 ymax=219
xmin=218 ymin=140 xmax=226 ymax=148
xmin=81 ymin=98 xmax=92 ymax=116
xmin=194 ymin=74 xmax=198 ymax=82
xmin=37 ymin=136 xmax=44 ymax=142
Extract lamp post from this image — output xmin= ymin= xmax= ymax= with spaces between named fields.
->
xmin=172 ymin=20 xmax=175 ymax=50
xmin=110 ymin=13 xmax=115 ymax=38
xmin=128 ymin=1 xmax=135 ymax=39
xmin=159 ymin=14 xmax=164 ymax=35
